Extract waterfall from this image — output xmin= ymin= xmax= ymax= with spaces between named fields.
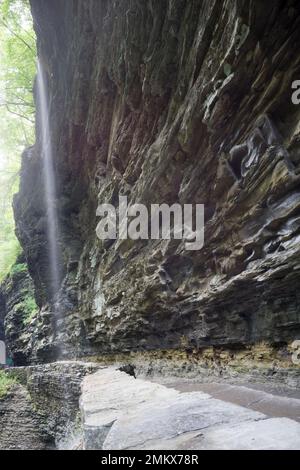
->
xmin=36 ymin=61 xmax=61 ymax=301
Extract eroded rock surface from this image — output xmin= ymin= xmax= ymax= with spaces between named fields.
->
xmin=81 ymin=368 xmax=300 ymax=450
xmin=0 ymin=361 xmax=100 ymax=449
xmin=6 ymin=1 xmax=300 ymax=366
xmin=80 ymin=367 xmax=179 ymax=449
xmin=2 ymin=364 xmax=300 ymax=450
xmin=0 ymin=384 xmax=53 ymax=450
xmin=0 ymin=254 xmax=40 ymax=365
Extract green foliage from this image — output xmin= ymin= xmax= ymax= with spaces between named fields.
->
xmin=0 ymin=0 xmax=36 ymax=133
xmin=15 ymin=293 xmax=38 ymax=325
xmin=0 ymin=371 xmax=17 ymax=399
xmin=22 ymin=294 xmax=38 ymax=325
xmin=0 ymin=236 xmax=22 ymax=282
xmin=10 ymin=261 xmax=27 ymax=276
xmin=0 ymin=0 xmax=36 ymax=283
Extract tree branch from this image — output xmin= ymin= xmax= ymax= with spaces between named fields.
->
xmin=0 ymin=102 xmax=34 ymax=108
xmin=0 ymin=19 xmax=35 ymax=54
xmin=4 ymin=104 xmax=34 ymax=123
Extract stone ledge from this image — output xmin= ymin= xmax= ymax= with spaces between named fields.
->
xmin=81 ymin=368 xmax=300 ymax=450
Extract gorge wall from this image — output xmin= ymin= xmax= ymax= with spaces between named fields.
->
xmin=5 ymin=0 xmax=300 ymax=367
xmin=0 ymin=362 xmax=100 ymax=450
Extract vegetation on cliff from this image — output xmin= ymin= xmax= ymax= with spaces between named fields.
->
xmin=0 ymin=0 xmax=36 ymax=281
xmin=0 ymin=371 xmax=16 ymax=398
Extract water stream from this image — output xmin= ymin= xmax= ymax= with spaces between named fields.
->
xmin=36 ymin=61 xmax=61 ymax=302
xmin=36 ymin=64 xmax=74 ymax=437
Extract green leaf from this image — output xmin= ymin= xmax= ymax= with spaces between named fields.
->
xmin=0 ymin=0 xmax=36 ymax=282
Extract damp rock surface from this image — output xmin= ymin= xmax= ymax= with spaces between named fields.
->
xmin=0 ymin=254 xmax=39 ymax=365
xmin=81 ymin=368 xmax=300 ymax=450
xmin=0 ymin=361 xmax=100 ymax=450
xmin=0 ymin=384 xmax=53 ymax=450
xmin=6 ymin=2 xmax=300 ymax=366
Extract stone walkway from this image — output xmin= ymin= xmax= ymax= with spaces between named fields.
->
xmin=80 ymin=368 xmax=300 ymax=450
xmin=158 ymin=380 xmax=300 ymax=423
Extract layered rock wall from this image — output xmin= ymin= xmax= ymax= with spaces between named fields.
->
xmin=0 ymin=254 xmax=38 ymax=365
xmin=0 ymin=362 xmax=99 ymax=449
xmin=11 ymin=0 xmax=300 ymax=362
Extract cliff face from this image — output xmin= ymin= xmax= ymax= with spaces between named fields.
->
xmin=0 ymin=362 xmax=99 ymax=450
xmin=0 ymin=255 xmax=39 ymax=365
xmin=11 ymin=0 xmax=300 ymax=362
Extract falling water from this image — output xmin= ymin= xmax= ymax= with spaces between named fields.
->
xmin=37 ymin=61 xmax=61 ymax=301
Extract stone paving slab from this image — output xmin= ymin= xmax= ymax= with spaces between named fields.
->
xmin=161 ymin=380 xmax=300 ymax=422
xmin=81 ymin=369 xmax=300 ymax=450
